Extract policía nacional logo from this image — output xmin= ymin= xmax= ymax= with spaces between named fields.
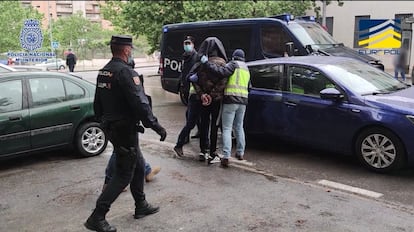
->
xmin=20 ymin=19 xmax=44 ymax=51
xmin=358 ymin=19 xmax=401 ymax=49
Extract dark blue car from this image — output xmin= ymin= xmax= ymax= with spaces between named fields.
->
xmin=246 ymin=56 xmax=414 ymax=173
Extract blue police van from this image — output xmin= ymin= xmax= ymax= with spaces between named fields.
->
xmin=160 ymin=14 xmax=384 ymax=104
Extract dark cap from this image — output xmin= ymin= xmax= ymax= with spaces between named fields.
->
xmin=232 ymin=49 xmax=245 ymax=61
xmin=109 ymin=35 xmax=133 ymax=47
xmin=184 ymin=35 xmax=195 ymax=43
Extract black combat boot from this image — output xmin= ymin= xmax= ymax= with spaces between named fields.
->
xmin=134 ymin=200 xmax=160 ymax=219
xmin=84 ymin=215 xmax=117 ymax=232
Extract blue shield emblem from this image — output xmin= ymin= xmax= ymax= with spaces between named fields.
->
xmin=20 ymin=19 xmax=43 ymax=51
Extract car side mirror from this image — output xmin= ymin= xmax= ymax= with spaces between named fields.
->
xmin=320 ymin=88 xmax=343 ymax=101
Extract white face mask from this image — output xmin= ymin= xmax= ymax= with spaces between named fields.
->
xmin=127 ymin=49 xmax=134 ymax=67
xmin=184 ymin=44 xmax=194 ymax=52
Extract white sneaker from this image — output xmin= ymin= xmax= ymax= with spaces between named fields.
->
xmin=207 ymin=155 xmax=221 ymax=164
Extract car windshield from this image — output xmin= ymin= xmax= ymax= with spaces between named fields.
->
xmin=322 ymin=60 xmax=408 ymax=95
xmin=289 ymin=22 xmax=338 ymax=50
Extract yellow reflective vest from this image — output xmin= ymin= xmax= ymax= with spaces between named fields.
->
xmin=224 ymin=61 xmax=250 ymax=103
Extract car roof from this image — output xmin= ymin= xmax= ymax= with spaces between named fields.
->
xmin=246 ymin=56 xmax=359 ymax=67
xmin=0 ymin=63 xmax=17 ymax=72
xmin=0 ymin=71 xmax=81 ymax=80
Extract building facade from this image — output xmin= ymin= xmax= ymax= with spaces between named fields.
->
xmin=20 ymin=0 xmax=112 ymax=29
xmin=307 ymin=1 xmax=414 ymax=74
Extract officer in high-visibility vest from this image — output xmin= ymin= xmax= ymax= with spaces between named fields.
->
xmin=200 ymin=49 xmax=250 ymax=167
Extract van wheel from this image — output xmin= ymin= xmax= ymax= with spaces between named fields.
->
xmin=75 ymin=122 xmax=108 ymax=157
xmin=179 ymin=90 xmax=189 ymax=106
xmin=355 ymin=127 xmax=406 ymax=173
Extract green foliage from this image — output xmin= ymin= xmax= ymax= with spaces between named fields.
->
xmin=42 ymin=13 xmax=118 ymax=59
xmin=0 ymin=1 xmax=43 ymax=52
xmin=311 ymin=0 xmax=344 ymax=18
xmin=102 ymin=1 xmax=313 ymax=54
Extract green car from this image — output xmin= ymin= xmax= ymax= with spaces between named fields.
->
xmin=0 ymin=71 xmax=107 ymax=159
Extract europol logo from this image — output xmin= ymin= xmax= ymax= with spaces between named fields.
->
xmin=358 ymin=19 xmax=401 ymax=49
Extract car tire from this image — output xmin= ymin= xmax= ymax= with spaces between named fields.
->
xmin=355 ymin=127 xmax=406 ymax=173
xmin=75 ymin=122 xmax=108 ymax=157
xmin=59 ymin=65 xmax=65 ymax=70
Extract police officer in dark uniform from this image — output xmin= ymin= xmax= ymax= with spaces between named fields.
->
xmin=84 ymin=35 xmax=167 ymax=232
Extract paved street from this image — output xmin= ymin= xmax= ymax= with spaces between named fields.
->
xmin=1 ymin=140 xmax=414 ymax=232
xmin=1 ymin=64 xmax=414 ymax=231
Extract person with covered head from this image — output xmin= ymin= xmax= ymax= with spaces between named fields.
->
xmin=84 ymin=35 xmax=166 ymax=232
xmin=201 ymin=49 xmax=250 ymax=167
xmin=188 ymin=37 xmax=228 ymax=164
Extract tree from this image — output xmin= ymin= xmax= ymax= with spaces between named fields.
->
xmin=44 ymin=12 xmax=118 ymax=59
xmin=101 ymin=1 xmax=313 ymax=54
xmin=0 ymin=1 xmax=43 ymax=52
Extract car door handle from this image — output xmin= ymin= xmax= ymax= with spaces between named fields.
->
xmin=284 ymin=101 xmax=297 ymax=107
xmin=9 ymin=115 xmax=22 ymax=121
xmin=70 ymin=105 xmax=81 ymax=111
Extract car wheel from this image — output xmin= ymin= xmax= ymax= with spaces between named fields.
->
xmin=75 ymin=122 xmax=108 ymax=157
xmin=355 ymin=127 xmax=406 ymax=173
xmin=59 ymin=65 xmax=65 ymax=70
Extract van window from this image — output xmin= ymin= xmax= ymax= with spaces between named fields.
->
xmin=250 ymin=64 xmax=284 ymax=90
xmin=207 ymin=26 xmax=252 ymax=59
xmin=162 ymin=29 xmax=206 ymax=57
xmin=289 ymin=22 xmax=337 ymax=49
xmin=261 ymin=25 xmax=292 ymax=57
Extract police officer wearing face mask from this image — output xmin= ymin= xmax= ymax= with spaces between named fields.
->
xmin=180 ymin=35 xmax=198 ymax=104
xmin=174 ymin=36 xmax=209 ymax=161
xmin=84 ymin=35 xmax=167 ymax=232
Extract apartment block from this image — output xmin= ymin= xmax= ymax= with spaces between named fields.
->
xmin=20 ymin=0 xmax=112 ymax=29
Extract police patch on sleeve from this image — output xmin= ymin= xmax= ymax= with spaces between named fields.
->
xmin=133 ymin=76 xmax=141 ymax=85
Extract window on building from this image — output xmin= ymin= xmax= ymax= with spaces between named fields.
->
xmin=354 ymin=15 xmax=370 ymax=48
xmin=317 ymin=17 xmax=334 ymax=36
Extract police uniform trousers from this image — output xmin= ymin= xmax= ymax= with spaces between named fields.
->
xmin=177 ymin=94 xmax=209 ymax=152
xmin=92 ymin=119 xmax=145 ymax=218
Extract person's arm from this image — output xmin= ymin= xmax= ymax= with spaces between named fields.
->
xmin=118 ymin=68 xmax=166 ymax=140
xmin=202 ymin=61 xmax=237 ymax=79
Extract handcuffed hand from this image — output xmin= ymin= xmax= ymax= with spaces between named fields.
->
xmin=200 ymin=55 xmax=208 ymax=64
xmin=201 ymin=93 xmax=212 ymax=106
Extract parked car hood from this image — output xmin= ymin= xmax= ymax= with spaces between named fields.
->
xmin=364 ymin=87 xmax=414 ymax=114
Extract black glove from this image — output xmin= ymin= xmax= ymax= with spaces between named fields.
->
xmin=153 ymin=124 xmax=167 ymax=141
xmin=135 ymin=124 xmax=145 ymax=133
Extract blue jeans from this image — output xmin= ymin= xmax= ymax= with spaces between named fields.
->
xmin=221 ymin=104 xmax=246 ymax=159
xmin=394 ymin=67 xmax=406 ymax=81
xmin=105 ymin=151 xmax=151 ymax=184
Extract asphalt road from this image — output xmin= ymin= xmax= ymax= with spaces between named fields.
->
xmin=78 ymin=66 xmax=414 ymax=209
xmin=1 ymin=67 xmax=414 ymax=231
